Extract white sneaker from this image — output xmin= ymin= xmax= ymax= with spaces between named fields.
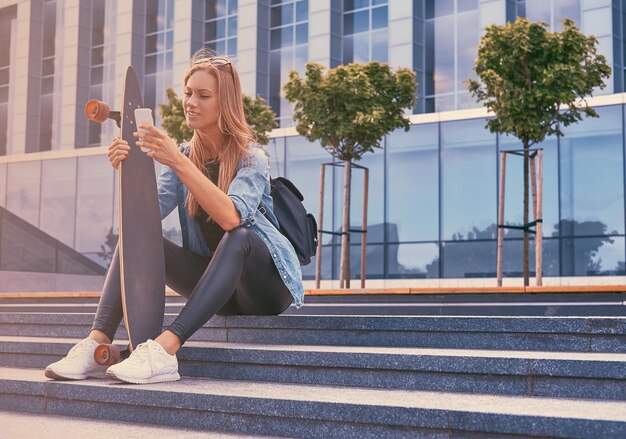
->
xmin=106 ymin=339 xmax=180 ymax=384
xmin=44 ymin=338 xmax=108 ymax=380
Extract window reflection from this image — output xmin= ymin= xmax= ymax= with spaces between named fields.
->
xmin=562 ymin=236 xmax=625 ymax=276
xmin=425 ymin=0 xmax=480 ymax=112
xmin=499 ymin=134 xmax=559 ymax=238
xmin=267 ymin=137 xmax=285 ymax=177
xmin=285 ymin=136 xmax=329 ymax=235
xmin=40 ymin=158 xmax=76 ymax=247
xmin=75 ymin=155 xmax=114 ymax=266
xmin=0 ymin=163 xmax=5 ymax=206
xmin=346 ymin=148 xmax=384 ymax=238
xmin=388 ymin=243 xmax=439 ymax=278
xmin=387 ymin=123 xmax=439 ymax=242
xmin=560 ymin=105 xmax=624 ymax=236
xmin=441 ymin=118 xmax=496 ymax=240
xmin=6 ymin=161 xmax=41 ymax=227
xmin=520 ymin=0 xmax=581 ymax=31
xmin=442 ymin=240 xmax=496 ymax=278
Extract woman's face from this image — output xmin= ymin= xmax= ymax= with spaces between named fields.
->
xmin=183 ymin=70 xmax=220 ymax=133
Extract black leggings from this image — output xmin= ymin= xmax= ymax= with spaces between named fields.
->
xmin=91 ymin=226 xmax=293 ymax=344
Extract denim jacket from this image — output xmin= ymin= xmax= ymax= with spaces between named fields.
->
xmin=157 ymin=142 xmax=304 ymax=309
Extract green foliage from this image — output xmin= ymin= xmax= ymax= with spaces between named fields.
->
xmin=159 ymin=88 xmax=193 ymax=144
xmin=158 ymin=88 xmax=278 ymax=145
xmin=466 ymin=18 xmax=611 ymax=146
xmin=243 ymin=94 xmax=278 ymax=145
xmin=284 ymin=62 xmax=417 ymax=161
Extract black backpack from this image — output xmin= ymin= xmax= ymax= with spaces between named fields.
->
xmin=260 ymin=177 xmax=318 ymax=266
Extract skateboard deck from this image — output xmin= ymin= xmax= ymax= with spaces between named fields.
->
xmin=85 ymin=66 xmax=165 ymax=356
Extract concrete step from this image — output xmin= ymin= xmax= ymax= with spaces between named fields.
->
xmin=1 ymin=336 xmax=625 ymax=401
xmin=1 ymin=313 xmax=625 ymax=352
xmin=2 ymin=292 xmax=625 ymax=316
xmin=0 ymin=410 xmax=267 ymax=438
xmin=1 ymin=366 xmax=625 ymax=438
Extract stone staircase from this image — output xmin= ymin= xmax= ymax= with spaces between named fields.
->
xmin=0 ymin=294 xmax=625 ymax=438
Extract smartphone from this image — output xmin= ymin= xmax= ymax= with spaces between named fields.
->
xmin=134 ymin=108 xmax=154 ymax=153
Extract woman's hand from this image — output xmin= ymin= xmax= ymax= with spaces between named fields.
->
xmin=107 ymin=137 xmax=130 ymax=170
xmin=134 ymin=125 xmax=185 ymax=169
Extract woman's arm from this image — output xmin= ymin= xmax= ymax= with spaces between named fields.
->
xmin=135 ymin=125 xmax=241 ymax=231
xmin=171 ymin=156 xmax=241 ymax=230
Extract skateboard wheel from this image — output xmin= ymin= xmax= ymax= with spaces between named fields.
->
xmin=84 ymin=99 xmax=110 ymax=123
xmin=94 ymin=343 xmax=121 ymax=366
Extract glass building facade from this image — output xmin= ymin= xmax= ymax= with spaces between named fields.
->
xmin=0 ymin=0 xmax=625 ymax=289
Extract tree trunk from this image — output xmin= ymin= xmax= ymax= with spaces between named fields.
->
xmin=339 ymin=160 xmax=352 ymax=288
xmin=523 ymin=140 xmax=530 ymax=286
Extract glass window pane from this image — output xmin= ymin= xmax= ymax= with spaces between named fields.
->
xmin=295 ymin=1 xmax=308 ymax=22
xmin=271 ymin=6 xmax=281 ymax=27
xmin=295 ymin=23 xmax=308 ymax=45
xmin=434 ymin=0 xmax=454 ymax=17
xmin=75 ymin=155 xmax=114 ymax=253
xmin=344 ymin=12 xmax=354 ymax=35
xmin=281 ymin=2 xmax=294 ymax=25
xmin=0 ymin=163 xmax=6 ymax=206
xmin=457 ymin=0 xmax=478 ymax=13
xmin=0 ymin=218 xmax=55 ymax=273
xmin=441 ymin=240 xmax=496 ymax=278
xmin=433 ymin=15 xmax=454 ymax=95
xmin=524 ymin=0 xmax=551 ymax=23
xmin=271 ymin=29 xmax=281 ymax=49
xmin=561 ymin=236 xmax=625 ymax=276
xmin=353 ymin=32 xmax=369 ymax=63
xmin=40 ymin=158 xmax=77 ymax=247
xmin=285 ymin=136 xmax=333 ymax=245
xmin=387 ymin=123 xmax=439 ymax=241
xmin=348 ymin=150 xmax=384 ymax=242
xmin=441 ymin=118 xmax=496 ymax=240
xmin=229 ymin=0 xmax=238 ymax=15
xmin=560 ymin=105 xmax=624 ymax=236
xmin=372 ymin=6 xmax=387 ymax=30
xmin=217 ymin=0 xmax=227 ymax=17
xmin=206 ymin=1 xmax=217 ymax=20
xmin=227 ymin=16 xmax=237 ymax=37
xmin=457 ymin=9 xmax=479 ymax=91
xmin=499 ymin=238 xmax=560 ymax=277
xmin=6 ymin=161 xmax=41 ymax=227
xmin=554 ymin=0 xmax=580 ymax=29
xmin=371 ymin=29 xmax=387 ymax=62
xmin=281 ymin=26 xmax=293 ymax=46
xmin=353 ymin=9 xmax=369 ymax=33
xmin=268 ymin=137 xmax=285 ymax=177
xmin=499 ymin=134 xmax=559 ymax=238
xmin=389 ymin=243 xmax=439 ymax=278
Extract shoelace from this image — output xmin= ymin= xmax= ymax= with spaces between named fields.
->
xmin=124 ymin=342 xmax=162 ymax=372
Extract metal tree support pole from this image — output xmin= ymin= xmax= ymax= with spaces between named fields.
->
xmin=360 ymin=168 xmax=369 ymax=288
xmin=496 ymin=151 xmax=507 ymax=286
xmin=536 ymin=150 xmax=544 ymax=286
xmin=315 ymin=164 xmax=325 ymax=289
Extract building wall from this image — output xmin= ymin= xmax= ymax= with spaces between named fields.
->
xmin=1 ymin=0 xmax=625 ymax=287
xmin=1 ymin=94 xmax=625 ymax=284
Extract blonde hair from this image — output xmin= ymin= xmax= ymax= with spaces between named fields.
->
xmin=183 ymin=49 xmax=255 ymax=218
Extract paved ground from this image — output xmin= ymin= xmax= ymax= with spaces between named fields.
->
xmin=0 ymin=410 xmax=276 ymax=439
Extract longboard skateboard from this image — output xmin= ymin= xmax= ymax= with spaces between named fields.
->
xmin=84 ymin=66 xmax=165 ymax=364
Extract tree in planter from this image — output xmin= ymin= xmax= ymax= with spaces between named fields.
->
xmin=284 ymin=61 xmax=416 ymax=287
xmin=466 ymin=18 xmax=611 ymax=286
xmin=159 ymin=88 xmax=278 ymax=145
